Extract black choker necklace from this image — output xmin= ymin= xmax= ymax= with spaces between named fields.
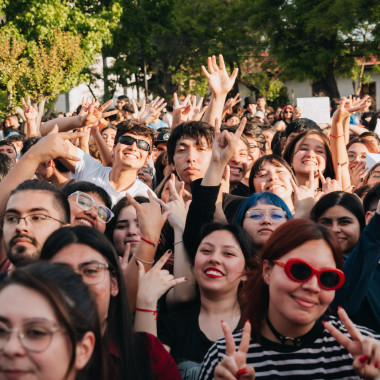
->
xmin=266 ymin=316 xmax=307 ymax=346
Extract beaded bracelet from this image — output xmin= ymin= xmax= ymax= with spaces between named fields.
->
xmin=132 ymin=253 xmax=154 ymax=265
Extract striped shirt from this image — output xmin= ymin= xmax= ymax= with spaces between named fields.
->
xmin=199 ymin=317 xmax=379 ymax=379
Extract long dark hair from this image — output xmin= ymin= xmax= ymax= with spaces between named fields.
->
xmin=40 ymin=226 xmax=154 ymax=380
xmin=310 ymin=191 xmax=365 ymax=233
xmin=283 ymin=130 xmax=335 ymax=180
xmin=0 ymin=262 xmax=107 ymax=380
xmin=240 ymin=219 xmax=342 ymax=340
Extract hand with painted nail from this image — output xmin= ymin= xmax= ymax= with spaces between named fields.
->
xmin=136 ymin=250 xmax=187 ymax=310
xmin=323 ymin=307 xmax=380 ymax=379
xmin=214 ymin=320 xmax=255 ymax=380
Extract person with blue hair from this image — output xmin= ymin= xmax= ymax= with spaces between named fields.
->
xmin=234 ymin=192 xmax=293 ymax=255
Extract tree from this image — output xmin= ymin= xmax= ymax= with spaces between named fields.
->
xmin=0 ymin=0 xmax=122 ymax=117
xmin=248 ymin=0 xmax=380 ymax=100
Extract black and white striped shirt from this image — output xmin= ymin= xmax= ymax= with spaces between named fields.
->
xmin=199 ymin=317 xmax=379 ymax=379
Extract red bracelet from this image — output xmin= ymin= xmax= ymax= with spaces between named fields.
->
xmin=135 ymin=308 xmax=157 ymax=320
xmin=329 ymin=134 xmax=344 ymax=138
xmin=140 ymin=236 xmax=161 ymax=247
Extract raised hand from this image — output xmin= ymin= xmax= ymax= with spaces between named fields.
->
xmin=224 ymin=93 xmax=241 ymax=112
xmin=126 ymin=191 xmax=170 ymax=243
xmin=21 ymin=95 xmax=37 ymax=122
xmin=332 ymin=96 xmax=370 ymax=124
xmin=202 ymin=54 xmax=239 ymax=97
xmin=157 ymin=174 xmax=191 ymax=230
xmin=318 ymin=166 xmax=342 ymax=195
xmin=349 ymin=161 xmax=367 ymax=188
xmin=136 ymin=250 xmax=187 ymax=309
xmin=79 ymin=99 xmax=117 ymax=127
xmin=139 ymin=97 xmax=167 ymax=125
xmin=214 ymin=320 xmax=255 ymax=380
xmin=323 ymin=307 xmax=380 ymax=379
xmin=212 ymin=117 xmax=247 ymax=165
xmin=131 ymin=98 xmax=146 ymax=120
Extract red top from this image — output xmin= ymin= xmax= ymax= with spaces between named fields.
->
xmin=109 ymin=332 xmax=181 ymax=380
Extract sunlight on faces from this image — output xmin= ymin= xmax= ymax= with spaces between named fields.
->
xmin=348 ymin=143 xmax=369 ymax=170
xmin=292 ymin=135 xmax=327 ymax=176
xmin=317 ymin=205 xmax=361 ymax=254
xmin=160 ymin=176 xmax=182 ymax=204
xmin=173 ymin=137 xmax=212 ymax=185
xmin=242 ymin=203 xmax=287 ymax=249
xmin=263 ymin=240 xmax=337 ymax=336
xmin=3 ymin=191 xmax=65 ymax=265
xmin=0 ymin=285 xmax=85 ymax=380
xmin=113 ymin=133 xmax=151 ymax=170
xmin=253 ymin=162 xmax=293 ymax=201
xmin=101 ymin=128 xmax=116 ymax=151
xmin=48 ymin=244 xmax=118 ymax=329
xmin=228 ymin=139 xmax=249 ymax=185
xmin=113 ymin=205 xmax=141 ymax=256
xmin=194 ymin=230 xmax=246 ymax=297
xmin=68 ymin=192 xmax=107 ymax=233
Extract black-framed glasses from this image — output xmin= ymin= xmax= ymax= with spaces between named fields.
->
xmin=1 ymin=214 xmax=64 ymax=228
xmin=69 ymin=191 xmax=114 ymax=223
xmin=0 ymin=321 xmax=65 ymax=352
xmin=272 ymin=258 xmax=345 ymax=290
xmin=118 ymin=135 xmax=150 ymax=152
xmin=245 ymin=209 xmax=286 ymax=223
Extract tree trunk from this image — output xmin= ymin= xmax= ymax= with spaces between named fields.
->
xmin=312 ymin=65 xmax=340 ymax=100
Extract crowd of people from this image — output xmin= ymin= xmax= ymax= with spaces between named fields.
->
xmin=0 ymin=54 xmax=379 ymax=379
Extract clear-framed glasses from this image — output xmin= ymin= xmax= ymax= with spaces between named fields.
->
xmin=245 ymin=209 xmax=286 ymax=223
xmin=0 ymin=321 xmax=65 ymax=352
xmin=1 ymin=214 xmax=64 ymax=229
xmin=69 ymin=191 xmax=114 ymax=223
xmin=348 ymin=152 xmax=367 ymax=161
xmin=76 ymin=261 xmax=110 ymax=285
xmin=368 ymin=170 xmax=380 ymax=180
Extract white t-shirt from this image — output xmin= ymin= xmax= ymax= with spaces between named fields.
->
xmin=74 ymin=149 xmax=153 ymax=205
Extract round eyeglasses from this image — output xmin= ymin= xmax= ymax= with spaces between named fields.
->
xmin=245 ymin=209 xmax=286 ymax=223
xmin=0 ymin=321 xmax=65 ymax=352
xmin=69 ymin=191 xmax=114 ymax=223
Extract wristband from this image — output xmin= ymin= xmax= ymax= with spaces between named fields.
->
xmin=329 ymin=134 xmax=344 ymax=138
xmin=140 ymin=236 xmax=161 ymax=247
xmin=135 ymin=308 xmax=157 ymax=320
xmin=173 ymin=240 xmax=183 ymax=245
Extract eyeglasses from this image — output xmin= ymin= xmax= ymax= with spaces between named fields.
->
xmin=69 ymin=191 xmax=114 ymax=223
xmin=118 ymin=135 xmax=150 ymax=152
xmin=76 ymin=261 xmax=110 ymax=285
xmin=1 ymin=214 xmax=64 ymax=228
xmin=272 ymin=258 xmax=345 ymax=290
xmin=0 ymin=321 xmax=64 ymax=352
xmin=348 ymin=152 xmax=367 ymax=161
xmin=368 ymin=170 xmax=380 ymax=180
xmin=138 ymin=167 xmax=153 ymax=177
xmin=245 ymin=210 xmax=286 ymax=223
xmin=284 ymin=110 xmax=293 ymax=114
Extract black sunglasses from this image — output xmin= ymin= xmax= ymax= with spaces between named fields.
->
xmin=118 ymin=136 xmax=150 ymax=152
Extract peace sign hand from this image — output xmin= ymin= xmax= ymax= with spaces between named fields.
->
xmin=136 ymin=250 xmax=187 ymax=309
xmin=214 ymin=320 xmax=255 ymax=380
xmin=323 ymin=307 xmax=380 ymax=379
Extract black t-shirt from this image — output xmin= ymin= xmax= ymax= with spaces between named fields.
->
xmin=157 ymin=302 xmax=221 ymax=380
